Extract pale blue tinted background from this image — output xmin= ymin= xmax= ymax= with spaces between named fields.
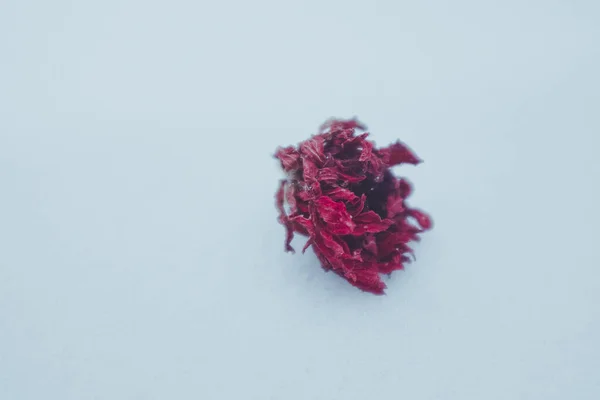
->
xmin=1 ymin=1 xmax=599 ymax=399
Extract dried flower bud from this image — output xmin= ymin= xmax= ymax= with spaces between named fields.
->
xmin=275 ymin=119 xmax=432 ymax=294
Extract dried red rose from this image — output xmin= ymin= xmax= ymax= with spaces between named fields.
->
xmin=275 ymin=119 xmax=431 ymax=295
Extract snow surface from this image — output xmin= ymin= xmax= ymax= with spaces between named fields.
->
xmin=1 ymin=1 xmax=599 ymax=399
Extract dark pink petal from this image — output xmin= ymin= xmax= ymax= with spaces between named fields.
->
xmin=314 ymin=196 xmax=355 ymax=235
xmin=302 ymin=238 xmax=313 ymax=253
xmin=358 ymin=139 xmax=374 ymax=162
xmin=398 ymin=178 xmax=412 ymax=197
xmin=347 ymin=269 xmax=387 ymax=295
xmin=321 ymin=164 xmax=366 ymax=183
xmin=345 ymin=194 xmax=366 ymax=216
xmin=352 ymin=211 xmax=393 ymax=234
xmin=312 ymin=230 xmax=348 ymax=271
xmin=343 ymin=132 xmax=370 ymax=147
xmin=290 ymin=215 xmax=314 ymax=234
xmin=302 ymin=159 xmax=319 ymax=182
xmin=380 ymin=141 xmax=421 ymax=166
xmin=378 ymin=261 xmax=404 ymax=274
xmin=275 ymin=146 xmax=301 ymax=172
xmin=362 ymin=234 xmax=378 ymax=255
xmin=408 ymin=209 xmax=433 ymax=230
xmin=386 ymin=192 xmax=405 ymax=218
xmin=324 ymin=186 xmax=359 ymax=202
xmin=300 ymin=136 xmax=326 ymax=165
xmin=315 ymin=167 xmax=339 ymax=181
xmin=319 ymin=118 xmax=366 ymax=134
xmin=275 ymin=180 xmax=286 ymax=217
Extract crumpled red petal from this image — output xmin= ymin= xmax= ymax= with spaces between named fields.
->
xmin=275 ymin=119 xmax=432 ymax=295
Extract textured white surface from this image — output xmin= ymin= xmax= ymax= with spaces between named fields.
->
xmin=1 ymin=1 xmax=599 ymax=399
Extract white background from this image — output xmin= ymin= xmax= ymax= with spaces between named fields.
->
xmin=1 ymin=1 xmax=599 ymax=399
